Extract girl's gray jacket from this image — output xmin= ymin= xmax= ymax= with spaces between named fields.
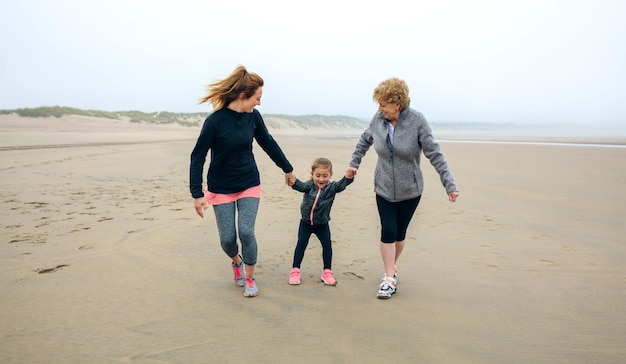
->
xmin=349 ymin=108 xmax=457 ymax=202
xmin=292 ymin=177 xmax=353 ymax=225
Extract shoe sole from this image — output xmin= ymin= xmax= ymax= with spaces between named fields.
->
xmin=288 ymin=281 xmax=301 ymax=285
xmin=243 ymin=291 xmax=259 ymax=297
xmin=321 ymin=278 xmax=337 ymax=286
xmin=377 ymin=287 xmax=397 ymax=299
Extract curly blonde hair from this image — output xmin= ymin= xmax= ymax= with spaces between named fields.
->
xmin=372 ymin=78 xmax=411 ymax=110
xmin=198 ymin=65 xmax=264 ymax=111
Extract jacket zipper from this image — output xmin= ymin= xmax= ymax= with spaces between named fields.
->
xmin=309 ymin=188 xmax=322 ymax=225
xmin=386 ymin=132 xmax=396 ymax=200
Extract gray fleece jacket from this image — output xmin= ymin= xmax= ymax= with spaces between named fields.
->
xmin=349 ymin=107 xmax=457 ymax=202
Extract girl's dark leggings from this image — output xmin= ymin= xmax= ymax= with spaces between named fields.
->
xmin=292 ymin=220 xmax=332 ymax=270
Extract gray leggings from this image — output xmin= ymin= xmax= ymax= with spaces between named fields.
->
xmin=212 ymin=197 xmax=259 ymax=266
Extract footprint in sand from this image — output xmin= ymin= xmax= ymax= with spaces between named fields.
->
xmin=417 ymin=247 xmax=431 ymax=255
xmin=9 ymin=234 xmax=46 ymax=244
xmin=69 ymin=226 xmax=91 ymax=233
xmin=540 ymin=259 xmax=558 ymax=266
xmin=343 ymin=271 xmax=364 ymax=280
xmin=25 ymin=201 xmax=49 ymax=209
xmin=36 ymin=264 xmax=69 ymax=274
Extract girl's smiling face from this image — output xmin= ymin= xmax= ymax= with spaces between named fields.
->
xmin=311 ymin=166 xmax=332 ymax=189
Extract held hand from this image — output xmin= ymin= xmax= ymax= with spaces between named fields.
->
xmin=448 ymin=192 xmax=459 ymax=203
xmin=346 ymin=167 xmax=358 ymax=179
xmin=194 ymin=197 xmax=207 ymax=218
xmin=285 ymin=172 xmax=296 ymax=186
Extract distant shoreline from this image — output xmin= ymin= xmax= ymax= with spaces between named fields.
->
xmin=439 ymin=139 xmax=626 ymax=148
xmin=2 ymin=134 xmax=624 ymax=152
xmin=275 ymin=132 xmax=626 ymax=147
xmin=1 ymin=113 xmax=625 ymax=148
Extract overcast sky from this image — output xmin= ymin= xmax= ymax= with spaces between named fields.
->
xmin=1 ymin=0 xmax=625 ymax=124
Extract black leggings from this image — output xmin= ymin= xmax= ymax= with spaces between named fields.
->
xmin=376 ymin=194 xmax=421 ymax=243
xmin=292 ymin=220 xmax=333 ymax=270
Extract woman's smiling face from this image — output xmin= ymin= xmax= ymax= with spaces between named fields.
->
xmin=378 ymin=101 xmax=400 ymax=122
xmin=241 ymin=87 xmax=263 ymax=113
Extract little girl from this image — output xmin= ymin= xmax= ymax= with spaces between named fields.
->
xmin=289 ymin=157 xmax=355 ymax=286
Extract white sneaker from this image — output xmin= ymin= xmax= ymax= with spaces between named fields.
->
xmin=376 ymin=276 xmax=397 ymax=299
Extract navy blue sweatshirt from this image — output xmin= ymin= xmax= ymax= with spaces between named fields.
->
xmin=189 ymin=108 xmax=293 ymax=198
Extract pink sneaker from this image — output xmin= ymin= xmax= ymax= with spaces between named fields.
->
xmin=320 ymin=269 xmax=337 ymax=286
xmin=243 ymin=276 xmax=258 ymax=297
xmin=231 ymin=258 xmax=244 ymax=287
xmin=289 ymin=268 xmax=301 ymax=285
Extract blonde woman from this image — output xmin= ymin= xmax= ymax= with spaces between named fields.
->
xmin=347 ymin=78 xmax=459 ymax=299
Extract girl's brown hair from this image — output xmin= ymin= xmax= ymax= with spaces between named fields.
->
xmin=198 ymin=65 xmax=264 ymax=111
xmin=309 ymin=157 xmax=333 ymax=180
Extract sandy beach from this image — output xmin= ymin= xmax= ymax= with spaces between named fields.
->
xmin=1 ymin=116 xmax=625 ymax=363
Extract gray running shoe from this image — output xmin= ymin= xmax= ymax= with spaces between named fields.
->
xmin=377 ymin=276 xmax=397 ymax=299
xmin=243 ymin=276 xmax=259 ymax=297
